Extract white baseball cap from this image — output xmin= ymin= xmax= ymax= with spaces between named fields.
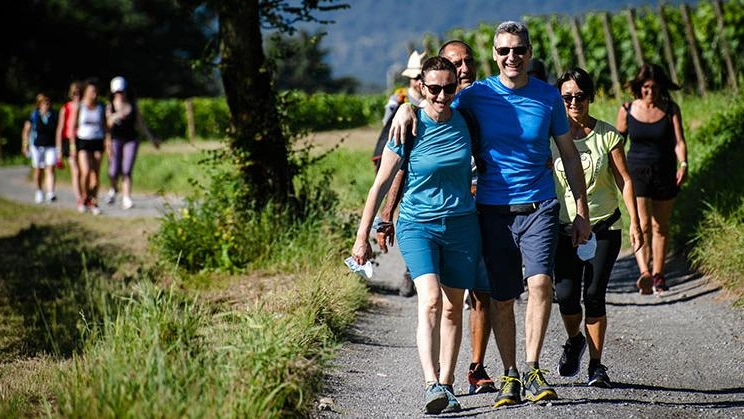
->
xmin=110 ymin=76 xmax=127 ymax=93
xmin=401 ymin=50 xmax=427 ymax=79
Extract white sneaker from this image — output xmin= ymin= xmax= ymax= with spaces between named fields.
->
xmin=106 ymin=189 xmax=116 ymax=205
xmin=89 ymin=205 xmax=102 ymax=216
xmin=45 ymin=192 xmax=57 ymax=203
xmin=122 ymin=196 xmax=134 ymax=210
xmin=34 ymin=190 xmax=44 ymax=204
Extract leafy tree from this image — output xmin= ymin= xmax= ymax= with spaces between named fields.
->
xmin=177 ymin=0 xmax=348 ymax=209
xmin=0 ymin=0 xmax=219 ymax=104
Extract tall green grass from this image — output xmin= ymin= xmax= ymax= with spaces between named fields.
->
xmin=55 ymin=265 xmax=368 ymax=418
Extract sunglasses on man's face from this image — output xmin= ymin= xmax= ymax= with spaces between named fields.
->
xmin=561 ymin=93 xmax=589 ymax=103
xmin=494 ymin=45 xmax=529 ymax=56
xmin=422 ymin=81 xmax=457 ymax=95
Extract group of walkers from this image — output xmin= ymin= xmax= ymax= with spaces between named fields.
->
xmin=21 ymin=76 xmax=159 ymax=214
xmin=352 ymin=20 xmax=688 ymax=414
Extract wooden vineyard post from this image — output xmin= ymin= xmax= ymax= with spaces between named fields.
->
xmin=545 ymin=18 xmax=564 ymax=77
xmin=681 ymin=3 xmax=707 ymax=96
xmin=601 ymin=12 xmax=622 ymax=98
xmin=185 ymin=98 xmax=196 ymax=144
xmin=475 ymin=31 xmax=492 ymax=77
xmin=658 ymin=3 xmax=680 ymax=85
xmin=713 ymin=0 xmax=738 ymax=92
xmin=570 ymin=17 xmax=587 ymax=70
xmin=626 ymin=8 xmax=645 ymax=66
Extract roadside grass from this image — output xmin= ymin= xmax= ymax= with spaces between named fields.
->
xmin=0 ymin=196 xmax=369 ymax=417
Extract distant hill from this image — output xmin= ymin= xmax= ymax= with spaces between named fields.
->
xmin=304 ymin=0 xmax=692 ymax=92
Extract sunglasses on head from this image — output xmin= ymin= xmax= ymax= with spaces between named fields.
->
xmin=562 ymin=93 xmax=589 ymax=103
xmin=494 ymin=45 xmax=529 ymax=56
xmin=422 ymin=81 xmax=457 ymax=95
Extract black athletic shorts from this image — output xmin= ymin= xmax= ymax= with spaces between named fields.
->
xmin=628 ymin=160 xmax=678 ymax=200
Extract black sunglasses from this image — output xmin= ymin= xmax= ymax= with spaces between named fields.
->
xmin=422 ymin=81 xmax=457 ymax=95
xmin=561 ymin=93 xmax=589 ymax=103
xmin=494 ymin=45 xmax=529 ymax=56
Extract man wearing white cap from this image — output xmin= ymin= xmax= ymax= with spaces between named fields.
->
xmin=401 ymin=50 xmax=428 ymax=108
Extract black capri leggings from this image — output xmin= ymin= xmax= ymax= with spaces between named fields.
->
xmin=554 ymin=229 xmax=621 ymax=318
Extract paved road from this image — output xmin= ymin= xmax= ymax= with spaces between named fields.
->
xmin=316 ymin=231 xmax=744 ymax=417
xmin=0 ymin=166 xmax=182 ymax=218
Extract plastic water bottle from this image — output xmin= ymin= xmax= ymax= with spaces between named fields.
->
xmin=577 ymin=233 xmax=597 ymax=261
xmin=344 ymin=256 xmax=373 ymax=279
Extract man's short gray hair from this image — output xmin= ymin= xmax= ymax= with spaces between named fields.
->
xmin=494 ymin=21 xmax=531 ymax=46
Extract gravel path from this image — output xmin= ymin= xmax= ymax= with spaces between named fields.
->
xmin=315 ymin=234 xmax=744 ymax=418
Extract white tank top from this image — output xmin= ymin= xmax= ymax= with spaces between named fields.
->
xmin=77 ymin=103 xmax=105 ymax=140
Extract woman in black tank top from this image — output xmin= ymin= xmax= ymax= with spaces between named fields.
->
xmin=615 ymin=63 xmax=688 ymax=295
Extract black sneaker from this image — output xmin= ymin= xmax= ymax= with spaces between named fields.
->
xmin=424 ymin=383 xmax=448 ymax=414
xmin=558 ymin=333 xmax=587 ymax=377
xmin=522 ymin=368 xmax=558 ymax=402
xmin=468 ymin=362 xmax=497 ymax=394
xmin=493 ymin=375 xmax=522 ymax=407
xmin=399 ymin=269 xmax=415 ymax=297
xmin=441 ymin=384 xmax=462 ymax=413
xmin=588 ymin=364 xmax=612 ymax=388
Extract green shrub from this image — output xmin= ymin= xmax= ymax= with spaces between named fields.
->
xmin=151 ymin=149 xmax=353 ymax=273
xmin=673 ymin=94 xmax=744 ymax=250
xmin=689 ymin=202 xmax=744 ymax=306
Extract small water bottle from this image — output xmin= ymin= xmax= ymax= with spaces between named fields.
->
xmin=577 ymin=233 xmax=597 ymax=261
xmin=344 ymin=256 xmax=373 ymax=279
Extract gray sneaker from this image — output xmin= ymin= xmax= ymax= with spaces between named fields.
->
xmin=522 ymin=368 xmax=558 ymax=402
xmin=440 ymin=384 xmax=461 ymax=413
xmin=493 ymin=375 xmax=522 ymax=407
xmin=424 ymin=383 xmax=448 ymax=414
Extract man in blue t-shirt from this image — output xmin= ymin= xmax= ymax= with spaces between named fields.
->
xmin=389 ymin=21 xmax=591 ymax=407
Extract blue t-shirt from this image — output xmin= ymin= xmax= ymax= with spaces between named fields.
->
xmin=387 ymin=109 xmax=475 ymax=222
xmin=453 ymin=76 xmax=569 ymax=205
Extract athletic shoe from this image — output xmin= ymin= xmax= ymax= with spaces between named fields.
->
xmin=468 ymin=362 xmax=497 ymax=394
xmin=122 ymin=196 xmax=134 ymax=210
xmin=637 ymin=271 xmax=653 ymax=295
xmin=522 ymin=368 xmax=558 ymax=402
xmin=653 ymin=273 xmax=669 ymax=294
xmin=493 ymin=375 xmax=522 ymax=407
xmin=89 ymin=205 xmax=102 ymax=216
xmin=34 ymin=190 xmax=44 ymax=204
xmin=45 ymin=192 xmax=57 ymax=202
xmin=77 ymin=198 xmax=87 ymax=213
xmin=588 ymin=363 xmax=612 ymax=388
xmin=105 ymin=188 xmax=116 ymax=204
xmin=440 ymin=384 xmax=462 ymax=413
xmin=424 ymin=383 xmax=448 ymax=414
xmin=558 ymin=333 xmax=587 ymax=377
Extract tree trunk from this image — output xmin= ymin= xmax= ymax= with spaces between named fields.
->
xmin=217 ymin=0 xmax=293 ymax=208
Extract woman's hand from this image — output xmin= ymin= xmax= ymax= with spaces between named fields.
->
xmin=352 ymin=237 xmax=373 ymax=265
xmin=675 ymin=165 xmax=688 ymax=187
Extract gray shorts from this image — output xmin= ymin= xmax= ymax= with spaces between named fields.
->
xmin=477 ymin=198 xmax=560 ymax=301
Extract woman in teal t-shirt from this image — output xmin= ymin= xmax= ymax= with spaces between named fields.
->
xmin=351 ymin=56 xmax=478 ymax=415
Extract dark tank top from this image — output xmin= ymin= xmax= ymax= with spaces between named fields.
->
xmin=625 ymin=101 xmax=676 ymax=165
